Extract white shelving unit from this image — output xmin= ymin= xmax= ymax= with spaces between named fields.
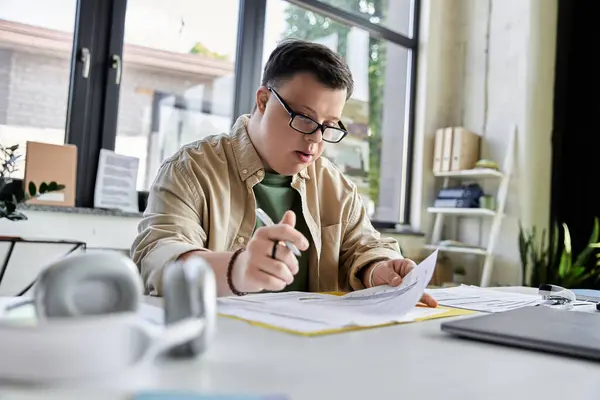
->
xmin=424 ymin=126 xmax=517 ymax=287
xmin=427 ymin=207 xmax=496 ymax=217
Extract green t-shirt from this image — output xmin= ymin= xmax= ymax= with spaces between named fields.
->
xmin=253 ymin=172 xmax=310 ymax=292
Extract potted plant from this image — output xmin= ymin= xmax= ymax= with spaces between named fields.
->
xmin=518 ymin=217 xmax=600 ymax=288
xmin=0 ymin=144 xmax=64 ymax=221
xmin=453 ymin=266 xmax=466 ymax=284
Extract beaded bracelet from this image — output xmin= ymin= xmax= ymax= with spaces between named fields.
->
xmin=227 ymin=247 xmax=247 ymax=296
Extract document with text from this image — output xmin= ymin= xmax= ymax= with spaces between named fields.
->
xmin=217 ymin=250 xmax=443 ymax=333
xmin=424 ymin=285 xmax=543 ymax=312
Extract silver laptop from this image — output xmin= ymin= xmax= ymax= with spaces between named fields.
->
xmin=441 ymin=306 xmax=600 ymax=361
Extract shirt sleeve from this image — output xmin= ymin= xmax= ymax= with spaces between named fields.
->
xmin=338 ymin=185 xmax=403 ymax=291
xmin=131 ymin=159 xmax=208 ymax=296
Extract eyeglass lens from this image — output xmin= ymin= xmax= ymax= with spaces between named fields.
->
xmin=290 ymin=115 xmax=344 ymax=142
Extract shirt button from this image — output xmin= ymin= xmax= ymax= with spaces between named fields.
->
xmin=242 ymin=168 xmax=248 ymax=174
xmin=257 ymin=170 xmax=264 ymax=177
xmin=237 ymin=236 xmax=245 ymax=244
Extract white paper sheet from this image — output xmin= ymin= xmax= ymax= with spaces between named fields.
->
xmin=217 ymin=250 xmax=442 ymax=333
xmin=425 ymin=285 xmax=543 ymax=312
xmin=94 ymin=149 xmax=139 ymax=213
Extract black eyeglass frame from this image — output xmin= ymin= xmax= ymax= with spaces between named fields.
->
xmin=267 ymin=86 xmax=349 ymax=143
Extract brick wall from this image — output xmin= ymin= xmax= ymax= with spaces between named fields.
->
xmin=0 ymin=48 xmax=211 ymax=137
xmin=5 ymin=51 xmax=71 ymax=130
xmin=0 ymin=49 xmax=11 ymax=125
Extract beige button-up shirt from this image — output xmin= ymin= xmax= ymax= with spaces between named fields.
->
xmin=131 ymin=115 xmax=402 ymax=296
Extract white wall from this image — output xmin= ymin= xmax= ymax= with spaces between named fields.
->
xmin=412 ymin=0 xmax=557 ymax=285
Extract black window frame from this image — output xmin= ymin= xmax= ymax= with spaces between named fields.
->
xmin=65 ymin=0 xmax=420 ymax=225
xmin=65 ymin=0 xmax=128 ymax=208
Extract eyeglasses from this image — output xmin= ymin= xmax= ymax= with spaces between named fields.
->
xmin=267 ymin=86 xmax=348 ymax=143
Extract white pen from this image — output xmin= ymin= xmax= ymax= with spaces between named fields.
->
xmin=255 ymin=208 xmax=301 ymax=257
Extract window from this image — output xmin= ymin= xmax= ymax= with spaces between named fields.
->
xmin=306 ymin=0 xmax=414 ymax=37
xmin=262 ymin=0 xmax=416 ymax=224
xmin=0 ymin=0 xmax=77 ymax=178
xmin=0 ymin=0 xmax=418 ymax=222
xmin=113 ymin=0 xmax=240 ymax=191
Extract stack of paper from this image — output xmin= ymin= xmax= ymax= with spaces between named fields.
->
xmin=425 ymin=285 xmax=542 ymax=312
xmin=217 ymin=251 xmax=446 ymax=334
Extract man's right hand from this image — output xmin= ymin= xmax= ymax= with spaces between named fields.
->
xmin=230 ymin=210 xmax=309 ymax=293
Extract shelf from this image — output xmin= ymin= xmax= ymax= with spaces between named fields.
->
xmin=426 ymin=207 xmax=496 ymax=217
xmin=423 ymin=244 xmax=488 ymax=256
xmin=433 ymin=168 xmax=503 ymax=179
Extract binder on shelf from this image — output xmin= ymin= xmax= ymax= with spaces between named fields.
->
xmin=451 ymin=127 xmax=481 ymax=171
xmin=441 ymin=127 xmax=453 ymax=171
xmin=433 ymin=128 xmax=444 ymax=173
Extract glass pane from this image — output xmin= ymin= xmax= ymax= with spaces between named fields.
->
xmin=263 ymin=0 xmax=411 ymax=222
xmin=0 ymin=0 xmax=76 ymax=178
xmin=114 ymin=0 xmax=240 ymax=191
xmin=302 ymin=0 xmax=413 ymax=38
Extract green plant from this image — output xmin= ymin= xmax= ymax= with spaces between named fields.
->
xmin=519 ymin=217 xmax=600 ymax=288
xmin=0 ymin=144 xmax=65 ymax=221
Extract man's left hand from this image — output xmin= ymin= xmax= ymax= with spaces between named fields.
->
xmin=363 ymin=259 xmax=438 ymax=308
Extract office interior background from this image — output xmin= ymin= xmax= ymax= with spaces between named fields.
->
xmin=0 ymin=0 xmax=595 ymax=295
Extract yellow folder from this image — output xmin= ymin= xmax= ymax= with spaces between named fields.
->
xmin=218 ymin=292 xmax=476 ymax=337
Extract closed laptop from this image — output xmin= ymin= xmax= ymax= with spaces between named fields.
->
xmin=441 ymin=306 xmax=600 ymax=361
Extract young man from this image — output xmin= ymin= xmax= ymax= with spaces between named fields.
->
xmin=131 ymin=38 xmax=436 ymax=307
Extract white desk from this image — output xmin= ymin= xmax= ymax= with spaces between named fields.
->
xmin=2 ymin=291 xmax=600 ymax=399
xmin=138 ymin=305 xmax=600 ymax=400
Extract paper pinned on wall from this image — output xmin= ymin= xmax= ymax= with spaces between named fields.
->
xmin=217 ymin=250 xmax=442 ymax=334
xmin=94 ymin=149 xmax=139 ymax=213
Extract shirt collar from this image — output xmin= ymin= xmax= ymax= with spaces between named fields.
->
xmin=229 ymin=114 xmax=310 ymax=181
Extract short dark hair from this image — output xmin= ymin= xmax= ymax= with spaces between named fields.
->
xmin=261 ymin=38 xmax=354 ymax=99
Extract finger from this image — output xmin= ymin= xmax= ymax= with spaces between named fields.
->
xmin=248 ymin=269 xmax=287 ymax=292
xmin=373 ymin=263 xmax=402 ymax=286
xmin=254 ymin=225 xmax=309 ymax=251
xmin=279 ymin=210 xmax=296 ymax=227
xmin=270 ymin=242 xmax=299 ymax=275
xmin=420 ymin=293 xmax=438 ymax=308
xmin=392 ymin=259 xmax=416 ymax=276
xmin=256 ymin=257 xmax=295 ymax=285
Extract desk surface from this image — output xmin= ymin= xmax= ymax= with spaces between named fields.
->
xmin=3 ymin=289 xmax=600 ymax=399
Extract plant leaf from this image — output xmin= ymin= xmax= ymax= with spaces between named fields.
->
xmin=28 ymin=181 xmax=36 ymax=197
xmin=5 ymin=201 xmax=15 ymax=213
xmin=518 ymin=222 xmax=530 ymax=285
xmin=6 ymin=211 xmax=27 ymax=221
xmin=574 ymin=217 xmax=600 ymax=266
xmin=558 ymin=223 xmax=572 ymax=278
xmin=550 ymin=222 xmax=560 ymax=271
xmin=39 ymin=182 xmax=48 ymax=194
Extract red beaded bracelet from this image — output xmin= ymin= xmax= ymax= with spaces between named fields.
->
xmin=227 ymin=247 xmax=247 ymax=296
